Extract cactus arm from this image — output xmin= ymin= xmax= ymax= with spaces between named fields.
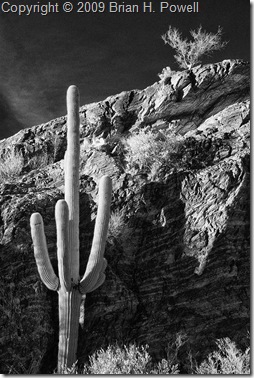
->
xmin=65 ymin=85 xmax=80 ymax=284
xmin=30 ymin=212 xmax=59 ymax=291
xmin=55 ymin=200 xmax=71 ymax=291
xmin=90 ymin=176 xmax=112 ymax=258
xmin=85 ymin=273 xmax=106 ymax=293
xmin=79 ymin=176 xmax=112 ymax=293
xmin=80 ymin=258 xmax=107 ymax=294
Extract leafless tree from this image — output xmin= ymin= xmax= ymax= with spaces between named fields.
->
xmin=162 ymin=25 xmax=228 ymax=70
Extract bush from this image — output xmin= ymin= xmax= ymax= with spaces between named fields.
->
xmin=107 ymin=209 xmax=126 ymax=244
xmin=158 ymin=66 xmax=175 ymax=81
xmin=86 ymin=344 xmax=152 ymax=374
xmin=124 ymin=128 xmax=184 ymax=179
xmin=54 ymin=337 xmax=250 ymax=374
xmin=195 ymin=337 xmax=250 ymax=374
xmin=162 ymin=25 xmax=228 ymax=69
xmin=0 ymin=149 xmax=24 ymax=181
xmin=150 ymin=359 xmax=179 ymax=374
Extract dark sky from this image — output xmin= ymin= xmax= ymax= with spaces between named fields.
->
xmin=0 ymin=0 xmax=250 ymax=139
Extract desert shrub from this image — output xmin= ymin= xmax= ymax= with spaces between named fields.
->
xmin=107 ymin=208 xmax=134 ymax=247
xmin=0 ymin=149 xmax=24 ymax=181
xmin=150 ymin=359 xmax=179 ymax=374
xmin=162 ymin=25 xmax=228 ymax=69
xmin=158 ymin=66 xmax=179 ymax=82
xmin=158 ymin=66 xmax=173 ymax=81
xmin=86 ymin=344 xmax=152 ymax=374
xmin=84 ymin=343 xmax=179 ymax=374
xmin=107 ymin=209 xmax=126 ymax=244
xmin=57 ymin=344 xmax=178 ymax=374
xmin=195 ymin=337 xmax=250 ymax=374
xmin=0 ymin=146 xmax=51 ymax=182
xmin=54 ymin=337 xmax=250 ymax=374
xmin=124 ymin=128 xmax=184 ymax=178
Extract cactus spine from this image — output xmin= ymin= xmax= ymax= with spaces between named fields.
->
xmin=30 ymin=85 xmax=112 ymax=372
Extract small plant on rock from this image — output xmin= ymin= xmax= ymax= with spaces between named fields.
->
xmin=0 ymin=149 xmax=24 ymax=181
xmin=107 ymin=209 xmax=126 ymax=244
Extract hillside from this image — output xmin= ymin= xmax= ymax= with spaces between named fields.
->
xmin=0 ymin=59 xmax=250 ymax=373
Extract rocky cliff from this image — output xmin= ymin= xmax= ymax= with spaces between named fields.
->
xmin=0 ymin=59 xmax=250 ymax=373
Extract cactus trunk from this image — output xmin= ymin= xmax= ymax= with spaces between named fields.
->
xmin=58 ymin=289 xmax=81 ymax=372
xmin=30 ymin=85 xmax=112 ymax=373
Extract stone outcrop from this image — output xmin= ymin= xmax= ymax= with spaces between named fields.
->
xmin=0 ymin=59 xmax=250 ymax=373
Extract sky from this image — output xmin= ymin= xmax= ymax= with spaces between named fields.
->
xmin=0 ymin=0 xmax=250 ymax=139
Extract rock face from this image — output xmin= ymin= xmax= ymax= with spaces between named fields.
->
xmin=0 ymin=59 xmax=250 ymax=373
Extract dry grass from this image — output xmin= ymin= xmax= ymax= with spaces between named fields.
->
xmin=107 ymin=209 xmax=126 ymax=244
xmin=0 ymin=149 xmax=24 ymax=181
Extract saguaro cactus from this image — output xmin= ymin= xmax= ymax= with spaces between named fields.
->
xmin=30 ymin=85 xmax=112 ymax=372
